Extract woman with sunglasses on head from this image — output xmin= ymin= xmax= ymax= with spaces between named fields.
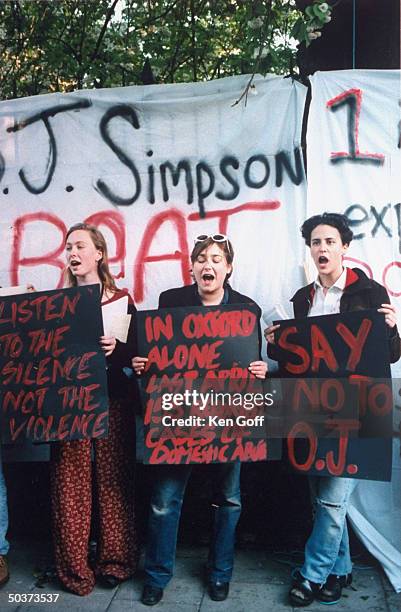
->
xmin=133 ymin=234 xmax=267 ymax=606
xmin=50 ymin=223 xmax=138 ymax=596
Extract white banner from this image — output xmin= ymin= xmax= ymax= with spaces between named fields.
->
xmin=1 ymin=66 xmax=400 ymax=590
xmin=0 ymin=75 xmax=307 ymax=318
xmin=307 ymin=70 xmax=401 ymax=362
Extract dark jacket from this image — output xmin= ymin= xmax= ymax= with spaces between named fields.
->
xmin=269 ymin=267 xmax=400 ymax=363
xmin=159 ymin=283 xmax=263 ymax=357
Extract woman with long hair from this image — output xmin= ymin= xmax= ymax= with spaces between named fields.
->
xmin=50 ymin=222 xmax=138 ymax=596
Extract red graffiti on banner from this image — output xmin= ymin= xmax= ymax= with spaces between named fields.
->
xmin=11 ymin=212 xmax=67 ymax=287
xmin=8 ymin=201 xmax=281 ymax=303
xmin=327 ymin=89 xmax=385 ymax=164
xmin=134 ymin=208 xmax=190 ymax=303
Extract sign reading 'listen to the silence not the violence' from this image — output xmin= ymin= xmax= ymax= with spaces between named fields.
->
xmin=0 ymin=285 xmax=109 ymax=443
xmin=137 ymin=303 xmax=278 ymax=465
xmin=274 ymin=309 xmax=393 ymax=481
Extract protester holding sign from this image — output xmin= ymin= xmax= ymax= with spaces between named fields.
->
xmin=133 ymin=234 xmax=267 ymax=605
xmin=265 ymin=212 xmax=400 ymax=607
xmin=50 ymin=223 xmax=138 ymax=596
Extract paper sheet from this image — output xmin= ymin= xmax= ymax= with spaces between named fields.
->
xmin=102 ymin=295 xmax=131 ymax=343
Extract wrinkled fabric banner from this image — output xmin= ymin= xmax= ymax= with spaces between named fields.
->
xmin=0 ymin=74 xmax=307 ymax=317
xmin=308 ymin=69 xmax=401 ymax=592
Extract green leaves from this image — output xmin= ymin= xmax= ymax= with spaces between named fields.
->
xmin=0 ymin=0 xmax=333 ymax=99
xmin=301 ymin=0 xmax=332 ymax=46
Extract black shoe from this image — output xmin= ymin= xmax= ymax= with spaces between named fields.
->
xmin=97 ymin=575 xmax=121 ymax=589
xmin=339 ymin=572 xmax=353 ymax=588
xmin=317 ymin=573 xmax=352 ymax=604
xmin=208 ymin=581 xmax=229 ymax=601
xmin=289 ymin=570 xmax=320 ymax=607
xmin=141 ymin=584 xmax=164 ymax=606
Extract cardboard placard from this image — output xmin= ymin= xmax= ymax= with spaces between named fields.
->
xmin=0 ymin=285 xmax=109 ymax=443
xmin=137 ymin=303 xmax=278 ymax=464
xmin=274 ymin=310 xmax=392 ymax=481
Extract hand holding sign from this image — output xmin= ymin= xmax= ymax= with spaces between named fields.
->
xmin=263 ymin=305 xmax=289 ymax=345
xmin=132 ymin=355 xmax=148 ymax=375
xmin=264 ymin=323 xmax=280 ymax=345
xmin=248 ymin=360 xmax=268 ymax=378
xmin=100 ymin=335 xmax=117 ymax=357
xmin=377 ymin=303 xmax=397 ymax=328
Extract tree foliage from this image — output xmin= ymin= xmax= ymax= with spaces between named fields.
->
xmin=0 ymin=0 xmax=334 ymax=100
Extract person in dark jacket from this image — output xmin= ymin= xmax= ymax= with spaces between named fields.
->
xmin=265 ymin=212 xmax=400 ymax=607
xmin=133 ymin=234 xmax=267 ymax=606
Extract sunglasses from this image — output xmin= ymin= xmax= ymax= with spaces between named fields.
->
xmin=194 ymin=234 xmax=231 ymax=255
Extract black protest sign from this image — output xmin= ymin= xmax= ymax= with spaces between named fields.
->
xmin=274 ymin=309 xmax=392 ymax=481
xmin=0 ymin=285 xmax=109 ymax=443
xmin=137 ymin=303 xmax=273 ymax=465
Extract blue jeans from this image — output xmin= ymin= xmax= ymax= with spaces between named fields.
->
xmin=144 ymin=462 xmax=241 ymax=588
xmin=301 ymin=476 xmax=358 ymax=584
xmin=0 ymin=450 xmax=9 ymax=556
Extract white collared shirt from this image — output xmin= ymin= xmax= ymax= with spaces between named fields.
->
xmin=308 ymin=267 xmax=347 ymax=317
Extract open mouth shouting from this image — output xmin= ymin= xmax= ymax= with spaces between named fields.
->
xmin=202 ymin=273 xmax=215 ymax=284
xmin=69 ymin=259 xmax=81 ymax=271
xmin=318 ymin=256 xmax=329 ymax=265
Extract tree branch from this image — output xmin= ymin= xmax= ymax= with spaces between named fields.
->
xmin=141 ymin=0 xmax=180 ymax=27
xmin=90 ymin=0 xmax=119 ymax=62
xmin=232 ymin=0 xmax=274 ymax=107
xmin=190 ymin=0 xmax=197 ymax=81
